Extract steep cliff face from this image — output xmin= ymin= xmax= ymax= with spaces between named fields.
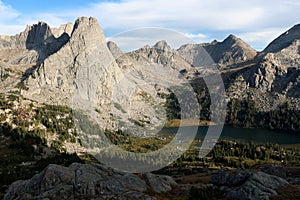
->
xmin=23 ymin=17 xmax=116 ymax=105
xmin=16 ymin=17 xmax=125 ymax=133
xmin=0 ymin=22 xmax=53 ymax=50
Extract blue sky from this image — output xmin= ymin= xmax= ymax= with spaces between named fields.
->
xmin=1 ymin=0 xmax=300 ymax=50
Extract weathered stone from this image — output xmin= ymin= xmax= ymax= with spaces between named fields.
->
xmin=3 ymin=163 xmax=175 ymax=200
xmin=143 ymin=173 xmax=178 ymax=193
xmin=212 ymin=169 xmax=289 ymax=200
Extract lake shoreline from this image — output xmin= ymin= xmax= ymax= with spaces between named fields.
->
xmin=165 ymin=119 xmax=216 ymax=127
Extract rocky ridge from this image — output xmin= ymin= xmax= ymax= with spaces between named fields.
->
xmin=178 ymin=34 xmax=257 ymax=68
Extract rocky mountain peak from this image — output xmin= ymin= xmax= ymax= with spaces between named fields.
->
xmin=0 ymin=20 xmax=71 ymax=65
xmin=0 ymin=21 xmax=54 ymax=50
xmin=178 ymin=34 xmax=257 ymax=68
xmin=225 ymin=34 xmax=239 ymax=42
xmin=22 ymin=16 xmax=121 ymax=131
xmin=25 ymin=21 xmax=54 ymax=48
xmin=153 ymin=40 xmax=172 ymax=51
xmin=210 ymin=39 xmax=218 ymax=45
xmin=51 ymin=22 xmax=74 ymax=38
xmin=73 ymin=17 xmax=102 ymax=32
xmin=70 ymin=17 xmax=106 ymax=48
xmin=126 ymin=39 xmax=191 ymax=71
xmin=223 ymin=34 xmax=252 ymax=49
xmin=107 ymin=41 xmax=123 ymax=59
xmin=263 ymin=24 xmax=300 ymax=53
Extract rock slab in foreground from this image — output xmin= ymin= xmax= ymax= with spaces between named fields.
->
xmin=4 ymin=163 xmax=177 ymax=200
xmin=212 ymin=169 xmax=289 ymax=200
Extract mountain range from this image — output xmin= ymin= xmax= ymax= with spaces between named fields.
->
xmin=0 ymin=17 xmax=299 ymax=135
xmin=1 ymin=16 xmax=300 ymax=200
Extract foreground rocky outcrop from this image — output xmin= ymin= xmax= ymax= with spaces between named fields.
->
xmin=3 ymin=162 xmax=177 ymax=200
xmin=212 ymin=169 xmax=289 ymax=200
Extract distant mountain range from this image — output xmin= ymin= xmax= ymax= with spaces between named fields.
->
xmin=0 ymin=17 xmax=299 ymax=133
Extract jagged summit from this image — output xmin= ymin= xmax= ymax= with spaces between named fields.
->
xmin=0 ymin=21 xmax=54 ymax=50
xmin=25 ymin=22 xmax=54 ymax=48
xmin=51 ymin=22 xmax=73 ymax=38
xmin=64 ymin=17 xmax=106 ymax=54
xmin=153 ymin=40 xmax=172 ymax=51
xmin=213 ymin=34 xmax=257 ymax=66
xmin=0 ymin=20 xmax=71 ymax=64
xmin=263 ymin=24 xmax=300 ymax=53
xmin=178 ymin=34 xmax=257 ymax=68
xmin=223 ymin=34 xmax=239 ymax=43
xmin=222 ymin=34 xmax=251 ymax=48
xmin=227 ymin=34 xmax=238 ymax=39
xmin=126 ymin=39 xmax=191 ymax=71
xmin=107 ymin=41 xmax=123 ymax=59
xmin=221 ymin=34 xmax=255 ymax=51
xmin=0 ymin=16 xmax=108 ymax=69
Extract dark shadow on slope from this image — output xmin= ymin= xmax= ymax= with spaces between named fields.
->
xmin=20 ymin=23 xmax=70 ymax=82
xmin=273 ymin=67 xmax=300 ymax=96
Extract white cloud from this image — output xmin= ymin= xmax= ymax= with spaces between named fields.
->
xmin=0 ymin=1 xmax=19 ymax=21
xmin=52 ymin=0 xmax=300 ymax=49
xmin=184 ymin=33 xmax=210 ymax=43
xmin=0 ymin=1 xmax=23 ymax=35
xmin=107 ymin=28 xmax=197 ymax=52
xmin=0 ymin=24 xmax=25 ymax=36
xmin=76 ymin=0 xmax=266 ymax=31
xmin=69 ymin=0 xmax=300 ymax=32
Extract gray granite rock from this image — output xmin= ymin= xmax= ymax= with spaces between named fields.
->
xmin=212 ymin=169 xmax=289 ymax=200
xmin=144 ymin=173 xmax=178 ymax=193
xmin=3 ymin=162 xmax=177 ymax=200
